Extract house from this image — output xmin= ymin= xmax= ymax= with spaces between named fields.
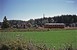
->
xmin=8 ymin=20 xmax=28 ymax=29
xmin=17 ymin=23 xmax=27 ymax=29
xmin=70 ymin=23 xmax=77 ymax=27
xmin=44 ymin=23 xmax=65 ymax=28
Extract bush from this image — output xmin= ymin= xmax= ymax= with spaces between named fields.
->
xmin=0 ymin=40 xmax=74 ymax=50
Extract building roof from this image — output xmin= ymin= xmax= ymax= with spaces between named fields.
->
xmin=45 ymin=23 xmax=65 ymax=25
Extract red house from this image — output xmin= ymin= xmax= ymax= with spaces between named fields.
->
xmin=44 ymin=23 xmax=65 ymax=28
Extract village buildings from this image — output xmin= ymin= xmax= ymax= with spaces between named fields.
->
xmin=44 ymin=23 xmax=65 ymax=28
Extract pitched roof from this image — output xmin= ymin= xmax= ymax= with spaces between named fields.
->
xmin=45 ymin=23 xmax=65 ymax=25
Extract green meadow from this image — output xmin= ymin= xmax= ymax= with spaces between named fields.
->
xmin=0 ymin=30 xmax=77 ymax=49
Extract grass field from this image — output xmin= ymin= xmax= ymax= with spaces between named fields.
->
xmin=0 ymin=29 xmax=77 ymax=49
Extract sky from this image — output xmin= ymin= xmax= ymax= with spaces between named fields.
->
xmin=0 ymin=0 xmax=77 ymax=22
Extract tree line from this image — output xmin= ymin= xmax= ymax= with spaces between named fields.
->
xmin=1 ymin=15 xmax=77 ymax=29
xmin=33 ymin=15 xmax=77 ymax=27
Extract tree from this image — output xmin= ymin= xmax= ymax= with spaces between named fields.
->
xmin=1 ymin=16 xmax=10 ymax=29
xmin=26 ymin=23 xmax=32 ymax=28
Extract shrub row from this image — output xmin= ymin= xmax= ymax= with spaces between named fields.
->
xmin=0 ymin=40 xmax=74 ymax=50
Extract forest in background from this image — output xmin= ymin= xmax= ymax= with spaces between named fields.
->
xmin=0 ymin=15 xmax=77 ymax=29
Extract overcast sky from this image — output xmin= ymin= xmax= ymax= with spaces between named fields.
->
xmin=0 ymin=0 xmax=77 ymax=22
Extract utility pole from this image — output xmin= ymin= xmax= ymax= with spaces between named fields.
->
xmin=43 ymin=14 xmax=45 ymax=17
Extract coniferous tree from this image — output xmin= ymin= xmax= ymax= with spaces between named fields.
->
xmin=1 ymin=16 xmax=10 ymax=29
